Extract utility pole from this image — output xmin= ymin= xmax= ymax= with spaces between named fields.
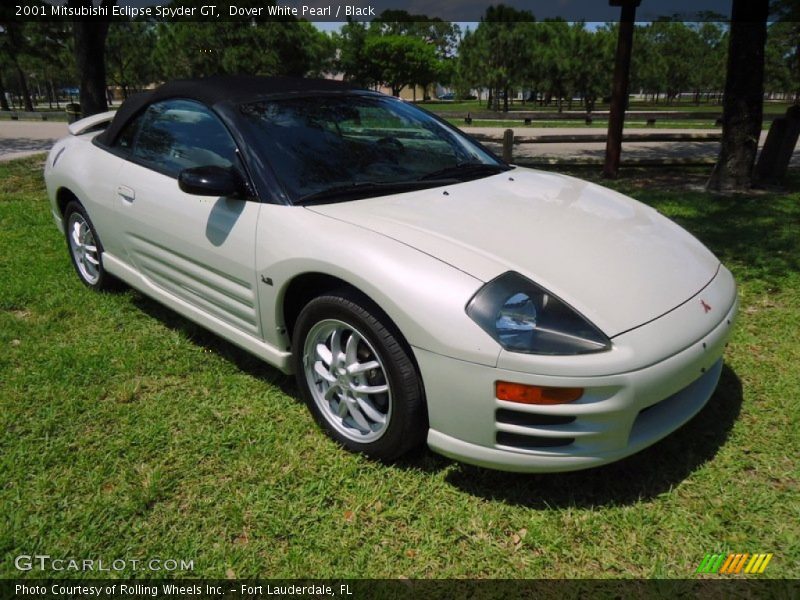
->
xmin=603 ymin=0 xmax=641 ymax=178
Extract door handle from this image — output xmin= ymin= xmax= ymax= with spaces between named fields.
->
xmin=117 ymin=185 xmax=135 ymax=202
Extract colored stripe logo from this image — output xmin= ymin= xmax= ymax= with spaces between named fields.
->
xmin=696 ymin=553 xmax=773 ymax=574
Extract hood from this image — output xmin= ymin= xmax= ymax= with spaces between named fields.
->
xmin=307 ymin=168 xmax=720 ymax=337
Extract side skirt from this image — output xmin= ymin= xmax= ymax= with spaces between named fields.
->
xmin=104 ymin=253 xmax=293 ymax=374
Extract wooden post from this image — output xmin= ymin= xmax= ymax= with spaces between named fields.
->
xmin=503 ymin=129 xmax=514 ymax=163
xmin=603 ymin=0 xmax=640 ymax=178
xmin=754 ymin=105 xmax=800 ymax=186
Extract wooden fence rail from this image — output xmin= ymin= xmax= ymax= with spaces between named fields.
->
xmin=434 ymin=110 xmax=723 ymax=127
xmin=479 ymin=128 xmax=723 ymax=165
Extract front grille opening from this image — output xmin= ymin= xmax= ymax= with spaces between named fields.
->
xmin=496 ymin=431 xmax=575 ymax=449
xmin=496 ymin=409 xmax=575 ymax=427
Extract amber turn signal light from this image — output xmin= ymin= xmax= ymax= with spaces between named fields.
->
xmin=495 ymin=381 xmax=583 ymax=405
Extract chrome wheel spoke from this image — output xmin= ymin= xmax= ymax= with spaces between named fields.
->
xmin=330 ymin=328 xmax=343 ymax=363
xmin=354 ymin=393 xmax=386 ymax=425
xmin=316 ymin=343 xmax=332 ymax=367
xmin=337 ymin=395 xmax=349 ymax=417
xmin=71 ymin=222 xmax=82 ymax=247
xmin=345 ymin=331 xmax=361 ymax=366
xmin=303 ymin=319 xmax=393 ymax=443
xmin=347 ymin=360 xmax=379 ymax=375
xmin=314 ymin=361 xmax=335 ymax=383
xmin=67 ymin=213 xmax=101 ymax=285
xmin=352 ymin=383 xmax=389 ymax=395
xmin=343 ymin=395 xmax=371 ymax=432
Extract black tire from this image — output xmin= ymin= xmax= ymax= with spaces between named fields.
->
xmin=63 ymin=200 xmax=116 ymax=291
xmin=292 ymin=290 xmax=427 ymax=460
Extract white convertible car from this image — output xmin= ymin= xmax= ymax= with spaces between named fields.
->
xmin=44 ymin=76 xmax=738 ymax=472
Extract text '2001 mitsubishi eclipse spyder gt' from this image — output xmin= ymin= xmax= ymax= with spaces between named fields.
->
xmin=44 ymin=76 xmax=738 ymax=472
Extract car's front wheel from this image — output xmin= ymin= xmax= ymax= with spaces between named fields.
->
xmin=63 ymin=200 xmax=114 ymax=291
xmin=293 ymin=292 xmax=427 ymax=460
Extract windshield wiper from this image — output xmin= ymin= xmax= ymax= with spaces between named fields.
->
xmin=296 ymin=180 xmax=453 ymax=205
xmin=417 ymin=162 xmax=508 ymax=182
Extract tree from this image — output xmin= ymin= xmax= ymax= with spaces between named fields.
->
xmin=707 ymin=0 xmax=770 ymax=191
xmin=570 ymin=23 xmax=614 ymax=113
xmin=66 ymin=0 xmax=117 ymax=116
xmin=370 ymin=11 xmax=459 ymax=98
xmin=106 ymin=21 xmax=156 ymax=99
xmin=0 ymin=22 xmax=36 ymax=111
xmin=632 ymin=23 xmax=667 ymax=103
xmin=152 ymin=15 xmax=334 ymax=82
xmin=769 ymin=0 xmax=800 ymax=102
xmin=363 ymin=35 xmax=439 ymax=97
xmin=693 ymin=22 xmax=726 ymax=103
xmin=335 ymin=20 xmax=373 ymax=87
xmin=0 ymin=71 xmax=10 ymax=111
xmin=371 ymin=11 xmax=460 ymax=59
xmin=648 ymin=20 xmax=699 ymax=104
xmin=456 ymin=5 xmax=535 ymax=111
xmin=536 ymin=20 xmax=573 ymax=112
xmin=765 ymin=21 xmax=795 ymax=99
xmin=25 ymin=23 xmax=74 ymax=109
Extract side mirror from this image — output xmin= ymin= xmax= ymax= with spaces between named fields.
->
xmin=178 ymin=166 xmax=243 ymax=197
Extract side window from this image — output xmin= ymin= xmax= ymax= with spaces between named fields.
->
xmin=115 ymin=112 xmax=144 ymax=154
xmin=132 ymin=99 xmax=238 ymax=178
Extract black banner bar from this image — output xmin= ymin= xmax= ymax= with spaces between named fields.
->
xmin=2 ymin=579 xmax=799 ymax=600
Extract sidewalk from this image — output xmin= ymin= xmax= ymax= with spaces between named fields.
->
xmin=0 ymin=121 xmax=68 ymax=162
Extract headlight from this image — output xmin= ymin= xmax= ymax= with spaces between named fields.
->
xmin=466 ymin=272 xmax=611 ymax=355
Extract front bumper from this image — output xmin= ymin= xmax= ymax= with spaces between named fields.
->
xmin=416 ymin=271 xmax=738 ymax=473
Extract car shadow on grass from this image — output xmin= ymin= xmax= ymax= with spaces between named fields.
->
xmin=438 ymin=364 xmax=743 ymax=508
xmin=129 ymin=291 xmax=299 ymax=400
xmin=129 ymin=287 xmax=743 ymax=508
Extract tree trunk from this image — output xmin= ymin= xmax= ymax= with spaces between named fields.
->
xmin=71 ymin=20 xmax=111 ymax=117
xmin=0 ymin=73 xmax=10 ymax=111
xmin=603 ymin=0 xmax=638 ymax=179
xmin=487 ymin=88 xmax=493 ymax=110
xmin=68 ymin=0 xmax=117 ymax=116
xmin=707 ymin=0 xmax=769 ymax=191
xmin=503 ymin=86 xmax=508 ymax=112
xmin=13 ymin=60 xmax=34 ymax=112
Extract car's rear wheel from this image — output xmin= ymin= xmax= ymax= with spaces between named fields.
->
xmin=64 ymin=201 xmax=114 ymax=290
xmin=293 ymin=291 xmax=426 ymax=460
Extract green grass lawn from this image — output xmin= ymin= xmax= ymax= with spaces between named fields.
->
xmin=1 ymin=157 xmax=797 ymax=579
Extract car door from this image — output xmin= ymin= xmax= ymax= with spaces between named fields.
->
xmin=115 ymin=99 xmax=263 ymax=338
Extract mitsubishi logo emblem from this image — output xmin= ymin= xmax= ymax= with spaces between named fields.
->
xmin=701 ymin=300 xmax=712 ymax=313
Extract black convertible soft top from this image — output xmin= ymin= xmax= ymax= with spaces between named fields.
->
xmin=98 ymin=75 xmax=360 ymax=146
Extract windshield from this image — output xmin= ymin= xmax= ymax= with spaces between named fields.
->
xmin=238 ymin=94 xmax=504 ymax=203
